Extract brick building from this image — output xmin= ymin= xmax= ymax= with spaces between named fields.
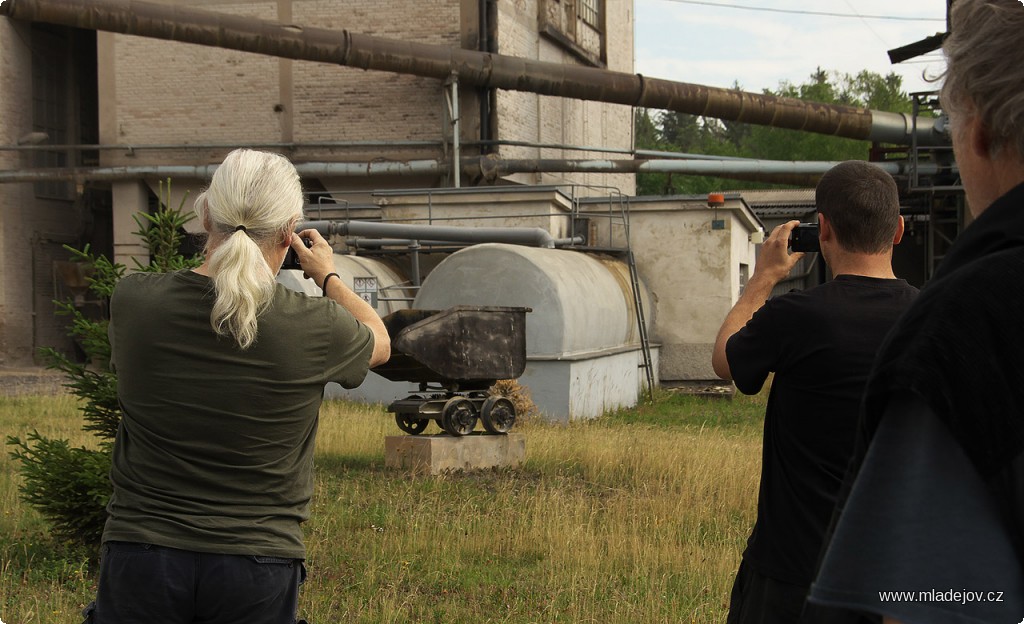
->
xmin=0 ymin=0 xmax=635 ymax=365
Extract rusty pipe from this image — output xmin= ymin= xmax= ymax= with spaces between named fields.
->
xmin=0 ymin=0 xmax=944 ymax=146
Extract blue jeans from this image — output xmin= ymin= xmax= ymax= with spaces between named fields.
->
xmin=86 ymin=542 xmax=306 ymax=624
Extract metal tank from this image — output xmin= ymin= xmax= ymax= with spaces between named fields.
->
xmin=413 ymin=243 xmax=656 ymax=421
xmin=276 ymin=252 xmax=414 ymax=406
xmin=277 ymin=253 xmax=412 ymax=317
xmin=413 ymin=243 xmax=651 ymax=357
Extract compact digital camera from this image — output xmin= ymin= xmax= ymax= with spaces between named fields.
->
xmin=789 ymin=223 xmax=820 ymax=253
xmin=281 ymin=237 xmax=313 ymax=270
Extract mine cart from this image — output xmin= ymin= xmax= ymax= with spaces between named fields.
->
xmin=376 ymin=305 xmax=530 ymax=437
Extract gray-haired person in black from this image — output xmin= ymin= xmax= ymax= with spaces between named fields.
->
xmin=810 ymin=2 xmax=1024 ymax=622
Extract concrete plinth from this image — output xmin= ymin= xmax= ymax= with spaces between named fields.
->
xmin=385 ymin=433 xmax=526 ymax=475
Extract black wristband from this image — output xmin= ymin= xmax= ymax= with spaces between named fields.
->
xmin=321 ymin=272 xmax=340 ymax=293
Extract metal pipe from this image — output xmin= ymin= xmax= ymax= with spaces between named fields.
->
xmin=0 ymin=160 xmax=446 ymax=183
xmin=635 ymin=149 xmax=750 ymax=161
xmin=0 ymin=158 xmax=956 ymax=184
xmin=303 ymin=219 xmax=567 ymax=249
xmin=465 ymin=157 xmax=957 ymax=179
xmin=347 ymin=236 xmax=584 ymax=248
xmin=0 ymin=139 xmax=443 ymax=152
xmin=345 ymin=238 xmax=454 ymax=247
xmin=0 ymin=0 xmax=946 ymax=147
xmin=552 ymin=237 xmax=585 ymax=247
xmin=409 ymin=241 xmax=421 ymax=286
xmin=0 ymin=138 xmax=747 ymax=160
xmin=477 ymin=0 xmax=494 ymax=151
xmin=447 ymin=75 xmax=461 ymax=188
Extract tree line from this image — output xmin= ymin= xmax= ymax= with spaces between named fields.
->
xmin=634 ymin=69 xmax=928 ymax=195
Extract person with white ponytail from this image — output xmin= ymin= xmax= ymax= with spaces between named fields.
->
xmin=87 ymin=148 xmax=390 ymax=624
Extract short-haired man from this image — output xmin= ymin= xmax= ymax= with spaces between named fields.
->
xmin=712 ymin=160 xmax=918 ymax=623
xmin=809 ymin=2 xmax=1024 ymax=622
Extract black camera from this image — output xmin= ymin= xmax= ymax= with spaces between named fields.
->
xmin=789 ymin=223 xmax=820 ymax=253
xmin=281 ymin=237 xmax=312 ymax=271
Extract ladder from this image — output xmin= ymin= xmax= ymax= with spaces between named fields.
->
xmin=615 ymin=196 xmax=655 ymax=402
xmin=627 ymin=247 xmax=655 ymax=402
xmin=569 ymin=189 xmax=655 ymax=402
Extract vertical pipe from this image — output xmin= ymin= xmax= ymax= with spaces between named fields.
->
xmin=451 ymin=75 xmax=461 ymax=188
xmin=31 ymin=232 xmax=39 ymax=359
xmin=276 ymin=0 xmax=293 ymax=144
xmin=409 ymin=241 xmax=422 ymax=287
xmin=476 ymin=0 xmax=492 ymax=152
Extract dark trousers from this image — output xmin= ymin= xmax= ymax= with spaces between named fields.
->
xmin=86 ymin=541 xmax=305 ymax=624
xmin=727 ymin=559 xmax=879 ymax=624
xmin=727 ymin=559 xmax=808 ymax=624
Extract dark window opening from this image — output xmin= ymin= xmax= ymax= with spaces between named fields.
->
xmin=539 ymin=0 xmax=606 ymax=67
xmin=31 ymin=27 xmax=72 ymax=200
xmin=31 ymin=25 xmax=98 ymax=201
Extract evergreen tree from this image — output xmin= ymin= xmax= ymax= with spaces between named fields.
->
xmin=6 ymin=181 xmax=201 ymax=549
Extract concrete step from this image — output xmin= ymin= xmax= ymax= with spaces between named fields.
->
xmin=385 ymin=433 xmax=525 ymax=475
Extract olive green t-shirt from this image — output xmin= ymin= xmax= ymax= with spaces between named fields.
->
xmin=103 ymin=270 xmax=374 ymax=559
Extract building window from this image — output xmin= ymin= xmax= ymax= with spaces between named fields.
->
xmin=539 ymin=0 xmax=606 ymax=67
xmin=580 ymin=0 xmax=601 ymax=29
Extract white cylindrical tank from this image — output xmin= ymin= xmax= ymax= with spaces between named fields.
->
xmin=277 ymin=254 xmax=412 ymax=316
xmin=413 ymin=243 xmax=652 ymax=357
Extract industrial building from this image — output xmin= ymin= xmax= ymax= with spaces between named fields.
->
xmin=0 ymin=0 xmax=633 ymax=368
xmin=0 ymin=0 xmax=960 ymax=419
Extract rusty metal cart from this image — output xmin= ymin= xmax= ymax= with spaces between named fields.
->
xmin=375 ymin=305 xmax=531 ymax=436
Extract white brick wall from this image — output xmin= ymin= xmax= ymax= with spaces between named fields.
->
xmin=495 ymin=0 xmax=635 ymax=195
xmin=99 ymin=0 xmax=635 ymax=196
xmin=102 ymin=0 xmax=464 ymax=166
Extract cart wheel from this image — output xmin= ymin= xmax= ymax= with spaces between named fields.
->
xmin=441 ymin=397 xmax=477 ymax=436
xmin=481 ymin=396 xmax=516 ymax=434
xmin=395 ymin=414 xmax=429 ymax=435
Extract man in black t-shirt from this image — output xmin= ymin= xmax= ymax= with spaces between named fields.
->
xmin=711 ymin=160 xmax=918 ymax=624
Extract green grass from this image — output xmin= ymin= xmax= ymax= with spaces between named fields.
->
xmin=605 ymin=388 xmax=767 ymax=431
xmin=1 ymin=391 xmax=766 ymax=624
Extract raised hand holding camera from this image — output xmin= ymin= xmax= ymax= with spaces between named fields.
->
xmin=287 ymin=229 xmax=338 ymax=289
xmin=280 ymin=236 xmax=312 ymax=271
xmin=789 ymin=223 xmax=820 ymax=253
xmin=755 ymin=220 xmax=805 ymax=285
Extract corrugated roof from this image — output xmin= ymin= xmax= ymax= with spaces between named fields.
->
xmin=756 ymin=206 xmax=818 ymax=219
xmin=737 ymin=189 xmax=816 ymax=219
xmin=738 ymin=188 xmax=816 ymax=206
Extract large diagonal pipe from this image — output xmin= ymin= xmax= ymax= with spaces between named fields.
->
xmin=0 ymin=0 xmax=944 ymax=147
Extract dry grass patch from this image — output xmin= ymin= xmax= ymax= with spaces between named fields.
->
xmin=1 ymin=392 xmax=763 ymax=624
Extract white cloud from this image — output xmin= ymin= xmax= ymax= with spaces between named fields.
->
xmin=635 ymin=0 xmax=947 ymax=96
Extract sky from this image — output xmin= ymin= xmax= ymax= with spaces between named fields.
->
xmin=634 ymin=0 xmax=949 ymax=98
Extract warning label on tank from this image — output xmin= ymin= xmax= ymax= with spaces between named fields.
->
xmin=353 ymin=276 xmax=378 ymax=307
